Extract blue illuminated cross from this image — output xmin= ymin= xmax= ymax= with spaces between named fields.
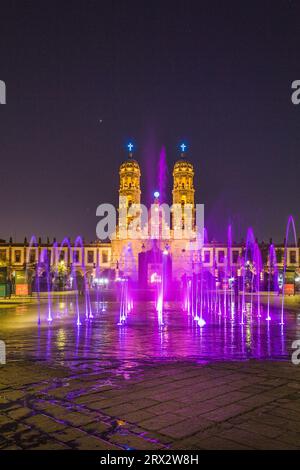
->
xmin=180 ymin=143 xmax=187 ymax=152
xmin=127 ymin=142 xmax=134 ymax=153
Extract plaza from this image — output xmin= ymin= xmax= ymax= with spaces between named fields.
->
xmin=0 ymin=297 xmax=300 ymax=450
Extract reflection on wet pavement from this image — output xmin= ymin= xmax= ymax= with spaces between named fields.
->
xmin=1 ymin=300 xmax=300 ymax=450
xmin=1 ymin=299 xmax=300 ymax=367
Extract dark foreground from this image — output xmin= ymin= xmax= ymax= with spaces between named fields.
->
xmin=0 ymin=300 xmax=300 ymax=450
xmin=1 ymin=358 xmax=300 ymax=450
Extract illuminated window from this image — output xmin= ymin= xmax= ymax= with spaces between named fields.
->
xmin=46 ymin=250 xmax=51 ymax=263
xmin=0 ymin=250 xmax=6 ymax=262
xmin=73 ymin=250 xmax=80 ymax=263
xmin=276 ymin=249 xmax=282 ymax=263
xmin=87 ymin=251 xmax=94 ymax=264
xmin=218 ymin=250 xmax=225 ymax=264
xmin=232 ymin=250 xmax=239 ymax=264
xmin=15 ymin=250 xmax=21 ymax=263
xmin=29 ymin=250 xmax=36 ymax=263
xmin=102 ymin=251 xmax=108 ymax=263
xmin=290 ymin=250 xmax=297 ymax=264
xmin=204 ymin=250 xmax=210 ymax=263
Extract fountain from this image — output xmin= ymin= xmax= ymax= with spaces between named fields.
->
xmin=280 ymin=215 xmax=297 ymax=325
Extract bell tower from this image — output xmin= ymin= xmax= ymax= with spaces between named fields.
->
xmin=172 ymin=143 xmax=195 ymax=230
xmin=119 ymin=143 xmax=141 ymax=230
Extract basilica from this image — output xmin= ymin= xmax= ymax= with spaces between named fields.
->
xmin=110 ymin=145 xmax=203 ymax=283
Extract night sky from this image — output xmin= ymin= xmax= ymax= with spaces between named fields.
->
xmin=1 ymin=0 xmax=300 ymax=243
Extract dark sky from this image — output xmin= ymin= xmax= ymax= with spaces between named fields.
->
xmin=1 ymin=0 xmax=300 ymax=243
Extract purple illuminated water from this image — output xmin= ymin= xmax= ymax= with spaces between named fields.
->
xmin=13 ymin=214 xmax=298 ymax=367
xmin=0 ymin=298 xmax=299 ymax=363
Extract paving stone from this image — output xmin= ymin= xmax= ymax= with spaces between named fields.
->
xmin=52 ymin=428 xmax=88 ymax=443
xmin=103 ymin=398 xmax=158 ymax=417
xmin=275 ymin=430 xmax=300 ymax=447
xmin=236 ymin=420 xmax=282 ymax=439
xmin=0 ymin=414 xmax=14 ymax=427
xmin=109 ymin=432 xmax=165 ymax=450
xmin=73 ymin=435 xmax=121 ymax=450
xmin=62 ymin=411 xmax=97 ymax=426
xmin=202 ymin=403 xmax=248 ymax=422
xmin=82 ymin=420 xmax=111 ymax=434
xmin=272 ymin=406 xmax=300 ymax=423
xmin=195 ymin=436 xmax=252 ymax=450
xmin=159 ymin=417 xmax=214 ymax=439
xmin=139 ymin=413 xmax=185 ymax=431
xmin=74 ymin=392 xmax=108 ymax=404
xmin=122 ymin=410 xmax=154 ymax=423
xmin=219 ymin=427 xmax=299 ymax=450
xmin=144 ymin=400 xmax=184 ymax=416
xmin=25 ymin=414 xmax=67 ymax=432
xmin=2 ymin=423 xmax=30 ymax=439
xmin=1 ymin=444 xmax=23 ymax=450
xmin=31 ymin=441 xmax=70 ymax=450
xmin=8 ymin=406 xmax=32 ymax=420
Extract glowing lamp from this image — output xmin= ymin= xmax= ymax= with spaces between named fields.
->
xmin=154 ymin=191 xmax=160 ymax=198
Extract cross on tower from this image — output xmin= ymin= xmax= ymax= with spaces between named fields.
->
xmin=180 ymin=143 xmax=187 ymax=153
xmin=127 ymin=142 xmax=134 ymax=153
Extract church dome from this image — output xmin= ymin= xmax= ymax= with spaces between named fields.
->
xmin=119 ymin=157 xmax=140 ymax=173
xmin=173 ymin=158 xmax=194 ymax=174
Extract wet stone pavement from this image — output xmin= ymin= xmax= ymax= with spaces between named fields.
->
xmin=1 ymin=359 xmax=300 ymax=450
xmin=0 ymin=300 xmax=300 ymax=450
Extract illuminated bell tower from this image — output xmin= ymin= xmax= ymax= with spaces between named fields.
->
xmin=172 ymin=143 xmax=195 ymax=231
xmin=119 ymin=143 xmax=141 ymax=230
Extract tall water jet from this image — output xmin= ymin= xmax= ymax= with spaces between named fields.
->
xmin=253 ymin=242 xmax=263 ymax=318
xmin=38 ymin=248 xmax=53 ymax=323
xmin=117 ymin=278 xmax=130 ymax=325
xmin=57 ymin=238 xmax=74 ymax=320
xmin=26 ymin=236 xmax=40 ymax=324
xmin=241 ymin=228 xmax=255 ymax=324
xmin=266 ymin=244 xmax=278 ymax=321
xmin=280 ymin=215 xmax=297 ymax=325
xmin=74 ymin=236 xmax=93 ymax=321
